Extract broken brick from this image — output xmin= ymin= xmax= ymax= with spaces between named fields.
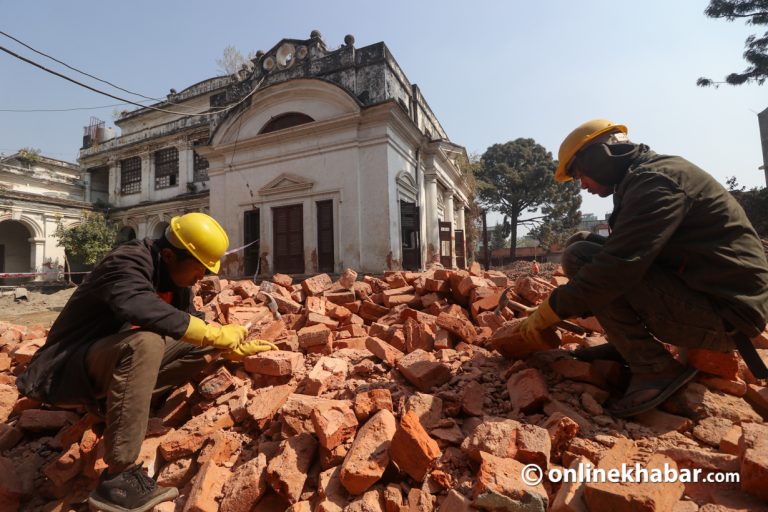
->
xmin=305 ymin=357 xmax=348 ymax=396
xmin=311 ymin=401 xmax=358 ymax=450
xmin=266 ymin=433 xmax=318 ymax=504
xmin=353 ymin=388 xmax=393 ymax=422
xmin=244 ymin=350 xmax=304 ymax=376
xmin=397 ymin=349 xmax=452 ymax=392
xmin=507 ymin=367 xmax=549 ymax=413
xmin=340 ymin=409 xmax=397 ymax=495
xmin=389 ymin=411 xmax=441 ymax=481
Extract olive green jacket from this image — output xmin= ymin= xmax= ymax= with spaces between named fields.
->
xmin=551 ymin=148 xmax=768 ymax=337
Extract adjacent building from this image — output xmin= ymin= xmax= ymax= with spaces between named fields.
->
xmin=79 ymin=31 xmax=474 ymax=276
xmin=0 ymin=151 xmax=89 ymax=283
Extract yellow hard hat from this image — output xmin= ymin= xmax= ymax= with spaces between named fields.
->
xmin=166 ymin=212 xmax=229 ymax=274
xmin=555 ymin=120 xmax=627 ymax=182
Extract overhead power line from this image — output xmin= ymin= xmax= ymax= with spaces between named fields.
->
xmin=0 ymin=30 xmax=162 ymax=102
xmin=0 ymin=44 xmax=262 ymax=118
xmin=0 ymin=101 xmax=152 ymax=113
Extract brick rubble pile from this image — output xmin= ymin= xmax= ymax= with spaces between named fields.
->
xmin=1 ymin=264 xmax=768 ymax=511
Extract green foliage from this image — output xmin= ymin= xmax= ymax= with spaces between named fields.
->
xmin=730 ymin=185 xmax=768 ymax=236
xmin=17 ymin=147 xmax=41 ymax=163
xmin=54 ymin=210 xmax=118 ymax=266
xmin=490 ymin=222 xmax=511 ymax=250
xmin=475 ymin=138 xmax=581 ymax=257
xmin=528 ymin=179 xmax=583 ymax=250
xmin=698 ymin=0 xmax=768 ymax=86
xmin=457 ymin=153 xmax=482 ymax=263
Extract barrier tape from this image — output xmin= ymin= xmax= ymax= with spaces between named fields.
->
xmin=224 ymin=238 xmax=259 ymax=256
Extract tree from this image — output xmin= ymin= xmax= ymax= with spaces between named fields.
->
xmin=528 ymin=179 xmax=583 ymax=250
xmin=475 ymin=138 xmax=581 ymax=259
xmin=490 ymin=221 xmax=511 ymax=251
xmin=698 ymin=0 xmax=768 ymax=87
xmin=54 ymin=211 xmax=118 ymax=266
xmin=726 ymin=176 xmax=768 ymax=235
xmin=216 ymin=45 xmax=256 ymax=76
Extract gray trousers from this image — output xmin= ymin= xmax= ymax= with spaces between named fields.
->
xmin=85 ymin=330 xmax=212 ymax=468
xmin=561 ymin=232 xmax=735 ymax=372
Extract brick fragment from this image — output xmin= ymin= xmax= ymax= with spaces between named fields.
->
xmin=317 ymin=465 xmax=349 ymax=511
xmin=460 ymin=419 xmax=519 ymax=462
xmin=693 ymin=416 xmax=734 ymax=447
xmin=359 ymin=301 xmax=390 ymax=322
xmin=185 ymin=431 xmax=242 ymax=512
xmin=11 ymin=338 xmax=44 ymax=364
xmin=633 ymin=408 xmax=692 ymax=434
xmin=305 ymin=357 xmax=349 ymax=396
xmin=551 ymin=358 xmax=606 ymax=387
xmin=272 ymin=273 xmax=293 ymax=288
xmin=404 ymin=317 xmax=435 ymax=352
xmin=159 ymin=404 xmax=234 ymax=461
xmin=435 ymin=312 xmax=476 ymax=344
xmin=550 ymin=456 xmax=589 ymax=512
xmin=244 ymin=350 xmax=304 ymax=376
xmin=353 ymin=388 xmax=393 ymax=422
xmin=461 ymin=380 xmax=485 ymax=416
xmin=0 ymin=423 xmax=22 ymax=451
xmin=157 ymin=382 xmax=194 ymax=428
xmin=311 ymin=401 xmax=358 ymax=450
xmin=719 ymin=424 xmax=742 ymax=455
xmin=542 ymin=412 xmax=580 ymax=462
xmin=340 ymin=409 xmax=397 ymax=495
xmin=17 ymin=409 xmax=79 ymax=431
xmin=198 ymin=366 xmax=235 ymax=400
xmin=302 ymin=273 xmax=333 ymax=296
xmin=515 ymin=276 xmax=555 ymax=304
xmin=438 ymin=489 xmax=472 ymax=512
xmin=266 ymin=433 xmax=318 ymax=504
xmin=698 ymin=375 xmax=747 ymax=397
xmin=688 ymin=348 xmax=740 ymax=380
xmin=515 ymin=423 xmax=552 ymax=470
xmin=42 ymin=441 xmax=82 ymax=487
xmin=298 ymin=323 xmax=333 ymax=353
xmin=397 ymin=349 xmax=452 ymax=392
xmin=365 ymin=336 xmax=404 ymax=366
xmin=456 ymin=275 xmax=487 ymax=297
xmin=404 ymin=392 xmax=443 ymax=429
xmin=389 ymin=411 xmax=441 ymax=481
xmin=745 ymin=383 xmax=768 ymax=418
xmin=507 ymin=367 xmax=549 ymax=413
xmin=473 ymin=452 xmax=548 ymax=511
xmin=0 ymin=383 xmax=18 ymax=422
xmin=338 ymin=268 xmax=358 ymax=289
xmin=245 ymin=383 xmax=296 ymax=430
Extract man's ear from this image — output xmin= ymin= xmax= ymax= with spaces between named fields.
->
xmin=160 ymin=248 xmax=176 ymax=265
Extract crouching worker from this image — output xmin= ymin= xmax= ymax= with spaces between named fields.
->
xmin=17 ymin=212 xmax=274 ymax=512
xmin=516 ymin=119 xmax=768 ymax=418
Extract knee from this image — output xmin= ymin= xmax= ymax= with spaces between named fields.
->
xmin=561 ymin=241 xmax=598 ymax=278
xmin=122 ymin=331 xmax=166 ymax=362
xmin=565 ymin=231 xmax=594 ymax=247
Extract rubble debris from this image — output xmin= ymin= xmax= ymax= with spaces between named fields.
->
xmin=0 ymin=266 xmax=766 ymax=510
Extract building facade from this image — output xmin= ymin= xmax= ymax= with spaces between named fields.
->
xmin=0 ymin=152 xmax=89 ymax=283
xmin=80 ymin=31 xmax=473 ymax=276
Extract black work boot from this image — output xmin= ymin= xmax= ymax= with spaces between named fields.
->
xmin=88 ymin=464 xmax=178 ymax=512
xmin=571 ymin=343 xmax=627 ymax=363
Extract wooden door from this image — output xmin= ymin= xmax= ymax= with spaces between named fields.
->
xmin=454 ymin=229 xmax=466 ymax=269
xmin=316 ymin=200 xmax=334 ymax=272
xmin=439 ymin=221 xmax=452 ymax=267
xmin=273 ymin=204 xmax=304 ymax=274
xmin=244 ymin=209 xmax=260 ymax=276
xmin=400 ymin=201 xmax=420 ymax=270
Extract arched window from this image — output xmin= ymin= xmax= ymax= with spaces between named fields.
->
xmin=259 ymin=112 xmax=314 ymax=134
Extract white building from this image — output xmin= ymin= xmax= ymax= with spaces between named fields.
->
xmin=80 ymin=31 xmax=474 ymax=276
xmin=0 ymin=151 xmax=88 ymax=283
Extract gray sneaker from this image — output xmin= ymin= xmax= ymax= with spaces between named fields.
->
xmin=88 ymin=464 xmax=178 ymax=512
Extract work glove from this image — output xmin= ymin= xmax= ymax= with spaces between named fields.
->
xmin=223 ymin=339 xmax=280 ymax=361
xmin=517 ymin=298 xmax=561 ymax=348
xmin=183 ymin=316 xmax=247 ymax=350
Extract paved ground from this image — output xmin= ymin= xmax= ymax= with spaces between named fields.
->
xmin=0 ymin=285 xmax=75 ymax=327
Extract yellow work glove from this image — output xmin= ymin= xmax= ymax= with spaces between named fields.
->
xmin=224 ymin=339 xmax=280 ymax=361
xmin=517 ymin=298 xmax=561 ymax=347
xmin=182 ymin=316 xmax=247 ymax=350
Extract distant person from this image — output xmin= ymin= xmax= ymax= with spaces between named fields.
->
xmin=515 ymin=119 xmax=768 ymax=417
xmin=17 ymin=212 xmax=274 ymax=512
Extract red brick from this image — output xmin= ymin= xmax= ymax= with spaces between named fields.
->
xmin=0 ymin=353 xmax=10 ymax=372
xmin=244 ymin=350 xmax=304 ymax=376
xmin=159 ymin=404 xmax=234 ymax=461
xmin=298 ymin=324 xmax=333 ymax=353
xmin=220 ymin=452 xmax=269 ymax=512
xmin=306 ymin=311 xmax=339 ymax=329
xmin=271 ymin=293 xmax=303 ymax=314
xmin=389 ymin=411 xmax=441 ymax=481
xmin=42 ymin=441 xmax=82 ymax=487
xmin=698 ymin=374 xmax=747 ymax=397
xmin=157 ymin=382 xmax=194 ymax=428
xmin=489 ymin=319 xmax=559 ymax=359
xmin=272 ymin=273 xmax=293 ymax=288
xmin=338 ymin=268 xmax=358 ymax=289
xmin=397 ymin=349 xmax=452 ymax=392
xmin=365 ymin=336 xmax=404 ymax=366
xmin=185 ymin=431 xmax=242 ymax=512
xmin=198 ymin=366 xmax=235 ymax=400
xmin=515 ymin=276 xmax=555 ymax=304
xmin=245 ymin=383 xmax=296 ymax=430
xmin=741 ymin=447 xmax=768 ymax=502
xmin=456 ymin=275 xmax=487 ymax=297
xmin=404 ymin=317 xmax=435 ymax=353
xmin=436 ymin=312 xmax=476 ymax=344
xmin=633 ymin=408 xmax=692 ymax=434
xmin=515 ymin=423 xmax=552 ymax=470
xmin=692 ymin=416 xmax=734 ymax=447
xmin=542 ymin=412 xmax=580 ymax=463
xmin=0 ymin=383 xmax=18 ymax=422
xmin=507 ymin=367 xmax=549 ymax=413
xmin=461 ymin=380 xmax=485 ymax=416
xmin=353 ymin=388 xmax=393 ymax=422
xmin=311 ymin=400 xmax=358 ymax=450
xmin=17 ymin=409 xmax=79 ymax=431
xmin=550 ymin=456 xmax=589 ymax=512
xmin=0 ymin=423 xmax=22 ymax=451
xmin=425 ymin=278 xmax=449 ymax=293
xmin=460 ymin=419 xmax=519 ymax=462
xmin=745 ymin=383 xmax=768 ymax=418
xmin=359 ymin=301 xmax=390 ymax=322
xmin=340 ymin=409 xmax=397 ymax=495
xmin=266 ymin=433 xmax=318 ymax=504
xmin=719 ymin=425 xmax=742 ymax=455
xmin=302 ymin=273 xmax=333 ymax=296
xmin=551 ymin=358 xmax=606 ymax=387
xmin=11 ymin=338 xmax=44 ymax=365
xmin=688 ymin=348 xmax=740 ymax=380
xmin=305 ymin=356 xmax=348 ymax=396
xmin=584 ymin=439 xmax=684 ymax=512
xmin=473 ymin=452 xmax=548 ymax=510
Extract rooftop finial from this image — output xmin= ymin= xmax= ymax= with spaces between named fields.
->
xmin=344 ymin=34 xmax=355 ymax=47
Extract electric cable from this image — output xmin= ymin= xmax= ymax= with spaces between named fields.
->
xmin=0 ymin=101 xmax=152 ymax=113
xmin=0 ymin=44 xmax=260 ymax=118
xmin=0 ymin=30 xmax=162 ymax=102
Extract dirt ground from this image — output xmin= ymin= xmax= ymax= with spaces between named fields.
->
xmin=0 ymin=285 xmax=75 ymax=327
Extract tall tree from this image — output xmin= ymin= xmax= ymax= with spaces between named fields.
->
xmin=528 ymin=179 xmax=582 ymax=250
xmin=490 ymin=221 xmax=511 ymax=251
xmin=698 ymin=0 xmax=768 ymax=86
xmin=475 ymin=138 xmax=580 ymax=259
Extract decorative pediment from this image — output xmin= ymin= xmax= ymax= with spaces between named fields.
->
xmin=259 ymin=173 xmax=314 ymax=196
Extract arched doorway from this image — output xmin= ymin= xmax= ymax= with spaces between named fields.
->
xmin=0 ymin=220 xmax=32 ymax=285
xmin=151 ymin=222 xmax=169 ymax=240
xmin=117 ymin=226 xmax=137 ymax=245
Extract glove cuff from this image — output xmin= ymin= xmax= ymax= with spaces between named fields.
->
xmin=182 ymin=316 xmax=209 ymax=346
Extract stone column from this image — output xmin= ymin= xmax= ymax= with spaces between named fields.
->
xmin=177 ymin=140 xmax=192 ymax=193
xmin=140 ymin=150 xmax=152 ymax=203
xmin=456 ymin=203 xmax=466 ymax=232
xmin=424 ymin=175 xmax=439 ymax=263
xmin=29 ymin=237 xmax=45 ymax=281
xmin=444 ymin=192 xmax=455 ymax=268
xmin=108 ymin=157 xmax=119 ymax=204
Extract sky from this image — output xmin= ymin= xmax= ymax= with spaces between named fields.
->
xmin=1 ymin=1 xmax=766 ymax=230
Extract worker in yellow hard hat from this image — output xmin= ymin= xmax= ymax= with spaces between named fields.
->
xmin=17 ymin=211 xmax=276 ymax=511
xmin=512 ymin=119 xmax=768 ymax=418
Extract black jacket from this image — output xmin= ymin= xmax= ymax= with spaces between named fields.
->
xmin=17 ymin=238 xmax=201 ymax=405
xmin=551 ymin=149 xmax=768 ymax=338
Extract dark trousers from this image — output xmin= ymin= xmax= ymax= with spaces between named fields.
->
xmin=85 ymin=330 xmax=212 ymax=468
xmin=561 ymin=232 xmax=735 ymax=372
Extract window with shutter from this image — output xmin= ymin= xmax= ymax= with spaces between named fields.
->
xmin=273 ymin=204 xmax=304 ymax=274
xmin=316 ymin=200 xmax=334 ymax=272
